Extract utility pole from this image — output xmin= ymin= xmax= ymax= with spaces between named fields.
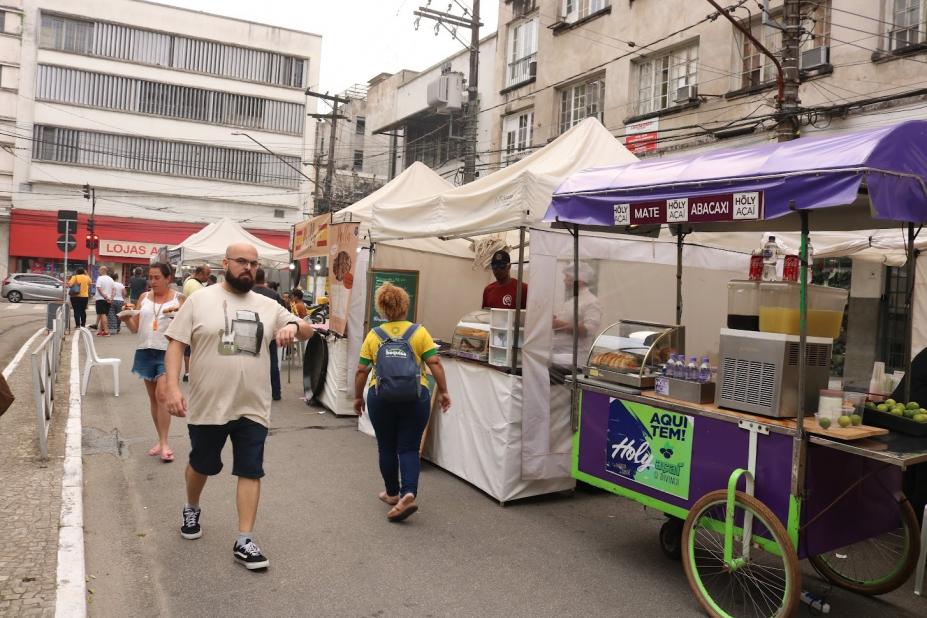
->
xmin=778 ymin=0 xmax=802 ymax=143
xmin=414 ymin=1 xmax=483 ymax=183
xmin=306 ymin=89 xmax=350 ymax=213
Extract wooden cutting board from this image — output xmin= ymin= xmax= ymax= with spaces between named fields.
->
xmin=803 ymin=418 xmax=889 ymax=441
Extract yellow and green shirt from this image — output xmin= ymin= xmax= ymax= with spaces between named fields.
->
xmin=359 ymin=321 xmax=437 ymax=387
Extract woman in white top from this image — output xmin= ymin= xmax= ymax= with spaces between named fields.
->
xmin=107 ymin=273 xmax=127 ymax=334
xmin=120 ymin=263 xmax=184 ymax=462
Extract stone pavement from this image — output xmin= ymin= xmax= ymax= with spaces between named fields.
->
xmin=0 ymin=328 xmax=68 ymax=617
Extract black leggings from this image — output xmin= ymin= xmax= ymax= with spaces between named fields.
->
xmin=70 ymin=296 xmax=88 ymax=327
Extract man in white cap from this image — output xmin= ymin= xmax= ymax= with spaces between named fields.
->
xmin=552 ymin=261 xmax=602 ymax=364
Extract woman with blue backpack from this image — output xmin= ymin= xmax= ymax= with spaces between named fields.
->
xmin=354 ymin=282 xmax=451 ymax=522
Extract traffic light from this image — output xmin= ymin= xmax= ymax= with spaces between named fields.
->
xmin=87 ymin=219 xmax=94 ymax=233
xmin=83 ymin=184 xmax=91 ymax=200
xmin=85 ymin=233 xmax=99 ymax=249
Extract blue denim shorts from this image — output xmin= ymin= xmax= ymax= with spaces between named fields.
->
xmin=132 ymin=348 xmax=166 ymax=381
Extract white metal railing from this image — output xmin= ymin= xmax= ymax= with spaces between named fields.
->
xmin=507 ymin=54 xmax=536 ymax=87
xmin=31 ymin=304 xmax=68 ymax=460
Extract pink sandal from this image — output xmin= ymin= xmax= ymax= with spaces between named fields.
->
xmin=160 ymin=449 xmax=174 ymax=463
xmin=147 ymin=445 xmax=161 ymax=456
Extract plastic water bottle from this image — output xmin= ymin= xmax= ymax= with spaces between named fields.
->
xmin=698 ymin=357 xmax=711 ymax=383
xmin=800 ymin=590 xmax=830 ymax=614
xmin=687 ymin=356 xmax=698 ymax=381
xmin=671 ymin=355 xmax=682 ymax=379
xmin=762 ymin=235 xmax=779 ymax=281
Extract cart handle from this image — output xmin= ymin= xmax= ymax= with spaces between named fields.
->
xmin=724 ymin=468 xmax=755 ymax=570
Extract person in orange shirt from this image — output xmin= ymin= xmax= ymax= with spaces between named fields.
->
xmin=67 ymin=268 xmax=92 ymax=328
xmin=290 ymin=289 xmax=309 ymax=318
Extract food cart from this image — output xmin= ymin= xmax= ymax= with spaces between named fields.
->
xmin=545 ymin=121 xmax=927 ymax=616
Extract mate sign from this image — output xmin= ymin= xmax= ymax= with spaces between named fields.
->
xmin=613 ymin=191 xmax=762 ymax=226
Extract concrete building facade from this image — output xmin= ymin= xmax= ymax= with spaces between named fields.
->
xmin=0 ymin=1 xmax=23 ymax=281
xmin=5 ymin=0 xmax=321 ymax=280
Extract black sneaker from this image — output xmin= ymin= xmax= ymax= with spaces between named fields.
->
xmin=233 ymin=539 xmax=269 ymax=570
xmin=182 ymin=373 xmax=189 ymax=382
xmin=181 ymin=506 xmax=202 ymax=540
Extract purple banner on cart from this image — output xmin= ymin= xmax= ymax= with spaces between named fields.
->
xmin=546 ymin=121 xmax=927 ymax=225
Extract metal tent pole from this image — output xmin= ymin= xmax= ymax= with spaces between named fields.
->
xmin=904 ymin=223 xmax=917 ymax=402
xmin=511 ymin=226 xmax=526 ymax=374
xmin=676 ymin=225 xmax=684 ymax=324
xmin=791 ymin=209 xmax=809 ymax=496
xmin=571 ymin=224 xmax=580 ymax=432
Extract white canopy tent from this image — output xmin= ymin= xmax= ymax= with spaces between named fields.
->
xmin=169 ymin=218 xmax=290 ymax=266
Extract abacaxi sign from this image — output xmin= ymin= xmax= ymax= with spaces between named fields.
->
xmin=613 ymin=191 xmax=762 ymax=226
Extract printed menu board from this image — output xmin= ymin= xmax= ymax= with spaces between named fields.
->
xmin=367 ymin=269 xmax=419 ymax=329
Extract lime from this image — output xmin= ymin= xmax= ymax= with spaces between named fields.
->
xmin=890 ymin=407 xmax=904 ymax=416
xmin=838 ymin=415 xmax=851 ymax=428
xmin=903 ymin=408 xmax=917 ymax=418
xmin=885 ymin=398 xmax=897 ymax=407
xmin=914 ymin=414 xmax=927 ymax=424
xmin=866 ymin=401 xmax=877 ymax=410
xmin=818 ymin=417 xmax=832 ymax=429
xmin=876 ymin=403 xmax=889 ymax=412
xmin=907 ymin=401 xmax=920 ymax=410
xmin=850 ymin=414 xmax=862 ymax=426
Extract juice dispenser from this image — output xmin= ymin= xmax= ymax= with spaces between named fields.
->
xmin=758 ymin=282 xmax=848 ymax=339
xmin=727 ymin=280 xmax=759 ymax=330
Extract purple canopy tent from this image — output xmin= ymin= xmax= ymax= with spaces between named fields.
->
xmin=544 ymin=122 xmax=927 ymax=538
xmin=545 ymin=121 xmax=927 ymax=231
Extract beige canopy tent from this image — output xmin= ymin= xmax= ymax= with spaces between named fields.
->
xmin=169 ymin=218 xmax=290 ymax=267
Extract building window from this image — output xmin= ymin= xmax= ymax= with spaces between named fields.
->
xmin=558 ymin=78 xmax=604 ymax=134
xmin=0 ymin=11 xmax=6 ymax=33
xmin=35 ymin=65 xmax=305 ymax=135
xmin=802 ymin=1 xmax=831 ymax=51
xmin=506 ymin=16 xmax=538 ymax=87
xmin=502 ymin=110 xmax=534 ymax=166
xmin=635 ymin=42 xmax=698 ymax=116
xmin=38 ymin=13 xmax=307 ymax=88
xmin=355 ymin=117 xmax=366 ymax=135
xmin=353 ymin=150 xmax=364 ymax=171
xmin=33 ymin=125 xmax=302 ymax=188
xmin=888 ymin=0 xmax=924 ymax=50
xmin=563 ymin=0 xmax=609 ymax=23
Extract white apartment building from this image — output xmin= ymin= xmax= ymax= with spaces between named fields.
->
xmin=0 ymin=1 xmax=23 ymax=277
xmin=5 ymin=0 xmax=321 ymax=280
xmin=366 ymin=33 xmax=499 ymax=184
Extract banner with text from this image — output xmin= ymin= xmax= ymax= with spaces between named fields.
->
xmin=293 ymin=213 xmax=330 ymax=259
xmin=606 ymin=399 xmax=694 ymax=500
xmin=613 ymin=191 xmax=763 ymax=226
xmin=327 ymin=222 xmax=360 ymax=336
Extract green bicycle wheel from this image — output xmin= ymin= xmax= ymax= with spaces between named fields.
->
xmin=809 ymin=497 xmax=920 ymax=596
xmin=682 ymin=490 xmax=800 ymax=618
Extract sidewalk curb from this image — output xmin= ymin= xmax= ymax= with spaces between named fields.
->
xmin=55 ymin=335 xmax=86 ymax=618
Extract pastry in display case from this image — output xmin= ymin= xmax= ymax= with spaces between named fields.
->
xmin=450 ymin=310 xmax=491 ymax=362
xmin=586 ymin=320 xmax=685 ymax=388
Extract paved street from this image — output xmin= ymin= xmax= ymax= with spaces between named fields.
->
xmin=73 ymin=332 xmax=925 ymax=617
xmin=1 ymin=306 xmax=926 ymax=617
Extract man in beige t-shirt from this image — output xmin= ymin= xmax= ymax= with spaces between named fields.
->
xmin=161 ymin=242 xmax=313 ymax=571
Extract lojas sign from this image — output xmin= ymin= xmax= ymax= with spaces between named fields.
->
xmin=606 ymin=399 xmax=694 ymax=499
xmin=98 ymin=240 xmax=161 ymax=258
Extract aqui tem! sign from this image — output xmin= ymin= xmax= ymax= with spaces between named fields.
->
xmin=606 ymin=399 xmax=694 ymax=499
xmin=613 ymin=191 xmax=763 ymax=226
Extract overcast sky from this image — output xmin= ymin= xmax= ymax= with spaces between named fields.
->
xmin=150 ymin=0 xmax=500 ymax=94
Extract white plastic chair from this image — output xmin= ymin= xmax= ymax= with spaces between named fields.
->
xmin=916 ymin=504 xmax=927 ymax=596
xmin=78 ymin=327 xmax=120 ymax=396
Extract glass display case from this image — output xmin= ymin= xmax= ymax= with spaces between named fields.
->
xmin=585 ymin=320 xmax=685 ymax=388
xmin=450 ymin=310 xmax=491 ymax=362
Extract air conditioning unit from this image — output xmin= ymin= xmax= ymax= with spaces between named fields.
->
xmin=675 ymin=84 xmax=698 ymax=104
xmin=801 ymin=46 xmax=830 ymax=71
xmin=427 ymin=73 xmax=464 ymax=112
xmin=528 ymin=61 xmax=537 ymax=79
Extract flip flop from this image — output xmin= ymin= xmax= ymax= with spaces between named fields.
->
xmin=147 ymin=445 xmax=161 ymax=456
xmin=160 ymin=450 xmax=175 ymax=463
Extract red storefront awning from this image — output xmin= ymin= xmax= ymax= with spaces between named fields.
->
xmin=10 ymin=210 xmax=291 ymax=264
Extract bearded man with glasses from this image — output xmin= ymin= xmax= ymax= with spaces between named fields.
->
xmin=160 ymin=242 xmax=314 ymax=571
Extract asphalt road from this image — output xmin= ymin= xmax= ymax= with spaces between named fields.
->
xmin=0 ymin=300 xmax=55 ymax=363
xmin=77 ymin=333 xmax=927 ymax=618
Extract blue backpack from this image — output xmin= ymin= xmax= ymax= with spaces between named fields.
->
xmin=373 ymin=324 xmax=422 ymax=402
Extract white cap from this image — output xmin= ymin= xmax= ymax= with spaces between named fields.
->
xmin=563 ymin=261 xmax=595 ymax=283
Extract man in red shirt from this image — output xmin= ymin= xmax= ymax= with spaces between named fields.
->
xmin=481 ymin=250 xmax=527 ymax=309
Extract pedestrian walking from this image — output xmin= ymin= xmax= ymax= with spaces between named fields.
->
xmin=353 ymin=282 xmax=451 ymax=522
xmin=251 ymin=268 xmax=287 ymax=401
xmin=108 ymin=273 xmax=126 ymax=334
xmin=160 ymin=242 xmax=313 ymax=570
xmin=93 ymin=266 xmax=115 ymax=336
xmin=67 ymin=267 xmax=91 ymax=328
xmin=119 ymin=263 xmax=184 ymax=462
xmin=128 ymin=267 xmax=148 ymax=303
xmin=180 ymin=265 xmax=209 ymax=382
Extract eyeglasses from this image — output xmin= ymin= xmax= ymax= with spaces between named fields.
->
xmin=228 ymin=257 xmax=259 ymax=269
